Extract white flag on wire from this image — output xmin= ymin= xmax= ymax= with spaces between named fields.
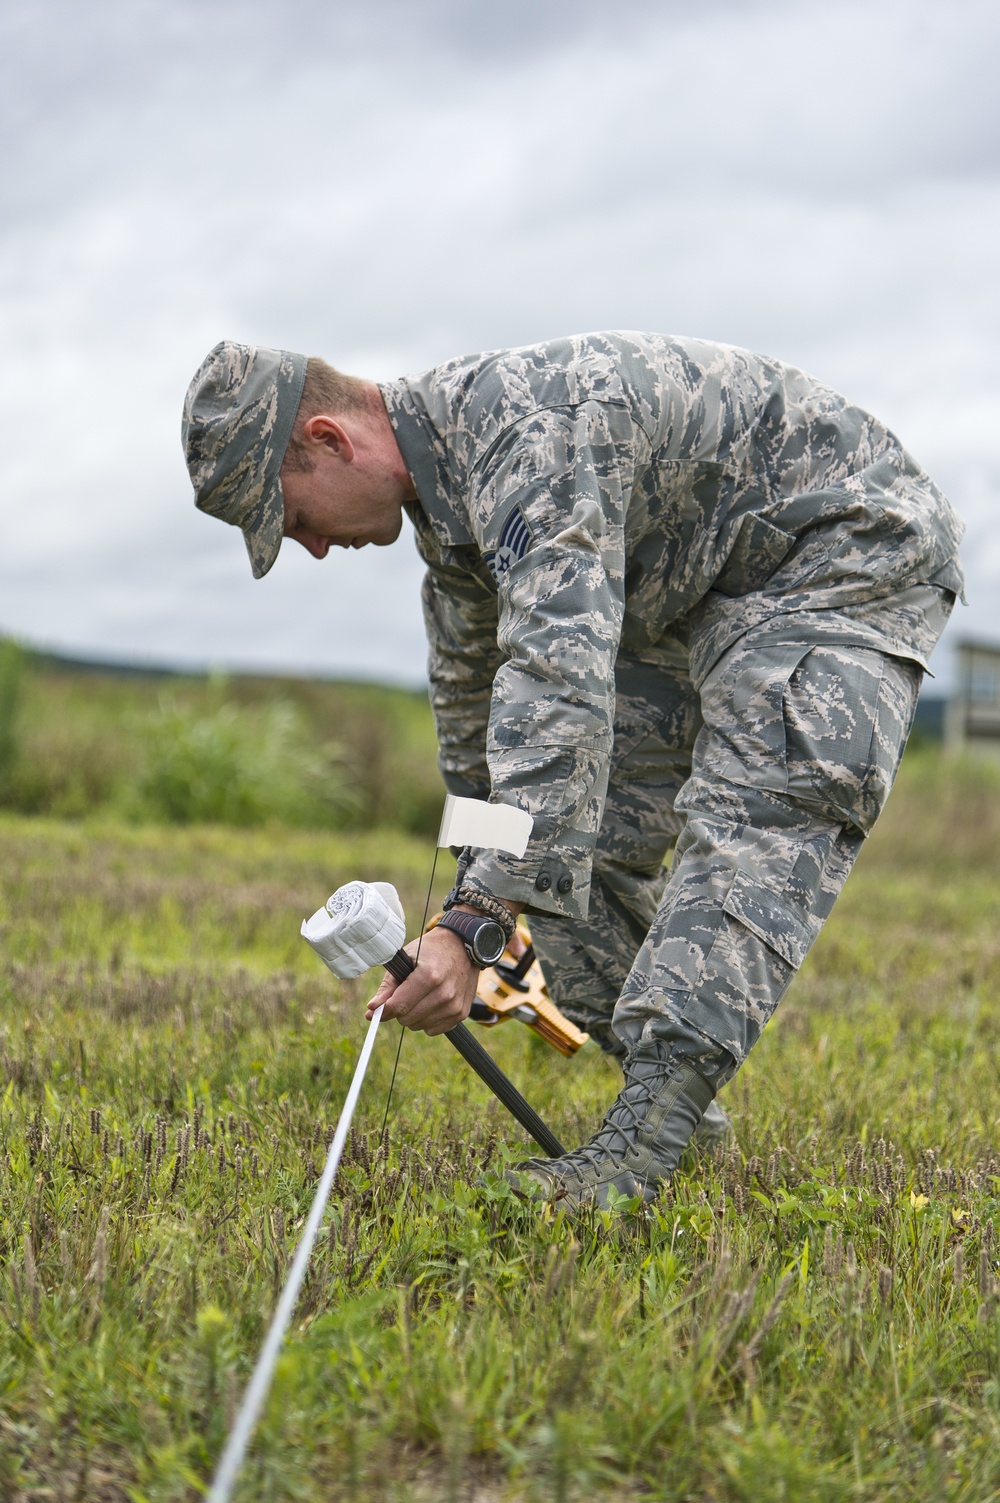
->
xmin=437 ymin=795 xmax=533 ymax=858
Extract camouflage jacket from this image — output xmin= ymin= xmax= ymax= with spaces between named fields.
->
xmin=379 ymin=333 xmax=964 ymax=921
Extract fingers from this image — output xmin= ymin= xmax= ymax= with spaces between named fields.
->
xmin=399 ymin=985 xmax=473 ymax=1035
xmin=422 ymin=1006 xmax=472 ymax=1037
xmin=371 ymin=927 xmax=476 ymax=1035
xmin=365 ymin=971 xmax=398 ymax=1020
xmin=379 ymin=972 xmax=472 ymax=1033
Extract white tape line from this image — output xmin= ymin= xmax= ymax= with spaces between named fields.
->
xmin=206 ymin=1004 xmax=384 ymax=1503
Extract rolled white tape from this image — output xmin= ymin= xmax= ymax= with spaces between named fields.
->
xmin=301 ymin=880 xmax=406 ymax=979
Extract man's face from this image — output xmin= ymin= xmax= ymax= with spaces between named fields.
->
xmin=280 ymin=411 xmax=408 ymax=559
xmin=281 ymin=464 xmax=403 ymax=558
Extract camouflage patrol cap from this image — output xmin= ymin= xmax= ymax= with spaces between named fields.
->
xmin=182 ymin=340 xmax=307 ymax=579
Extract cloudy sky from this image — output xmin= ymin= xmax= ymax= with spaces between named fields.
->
xmin=2 ymin=0 xmax=997 ymax=687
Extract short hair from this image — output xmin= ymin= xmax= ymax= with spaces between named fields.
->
xmin=282 ymin=357 xmax=376 ymax=473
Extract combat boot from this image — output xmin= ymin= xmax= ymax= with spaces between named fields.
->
xmin=688 ymin=1098 xmax=734 ymax=1158
xmin=512 ymin=1040 xmax=715 ymax=1208
xmin=602 ymin=1027 xmax=732 ymax=1160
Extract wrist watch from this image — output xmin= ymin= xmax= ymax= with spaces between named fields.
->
xmin=436 ymin=909 xmax=508 ymax=969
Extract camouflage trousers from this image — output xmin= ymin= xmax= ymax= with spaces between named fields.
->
xmin=528 ymin=622 xmax=927 ymax=1090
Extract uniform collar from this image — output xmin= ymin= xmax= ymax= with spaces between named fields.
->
xmin=378 ymin=379 xmax=474 ymax=547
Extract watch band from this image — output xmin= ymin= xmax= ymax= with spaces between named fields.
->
xmin=437 ymin=909 xmax=507 ymax=968
xmin=442 ymin=884 xmax=516 ymax=943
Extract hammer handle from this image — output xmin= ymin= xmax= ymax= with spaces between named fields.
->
xmin=384 ymin=948 xmax=566 ymax=1159
xmin=444 ymin=1022 xmax=566 ymax=1158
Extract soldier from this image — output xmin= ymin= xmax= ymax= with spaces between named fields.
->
xmin=182 ymin=334 xmax=964 ymax=1207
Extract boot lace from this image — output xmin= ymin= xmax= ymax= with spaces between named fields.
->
xmin=550 ymin=1041 xmax=676 ymax=1173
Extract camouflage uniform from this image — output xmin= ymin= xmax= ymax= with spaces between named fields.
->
xmin=379 ymin=334 xmax=964 ymax=1105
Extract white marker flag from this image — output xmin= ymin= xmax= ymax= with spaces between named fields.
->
xmin=437 ymin=795 xmax=533 ymax=858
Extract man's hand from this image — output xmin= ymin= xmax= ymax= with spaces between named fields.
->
xmin=365 ymin=924 xmax=478 ymax=1036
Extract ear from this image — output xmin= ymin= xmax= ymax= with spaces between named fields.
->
xmin=301 ymin=413 xmax=355 ymax=463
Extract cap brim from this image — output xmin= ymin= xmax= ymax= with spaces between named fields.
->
xmin=241 ymin=473 xmax=285 ymax=579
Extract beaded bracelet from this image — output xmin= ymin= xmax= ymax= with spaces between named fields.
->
xmin=443 ymin=885 xmax=517 ymax=944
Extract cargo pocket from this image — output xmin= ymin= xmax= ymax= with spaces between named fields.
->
xmin=698 ymin=639 xmax=812 ymax=795
xmin=851 ymin=653 xmax=922 ymax=833
xmin=722 ymin=869 xmax=817 ymax=968
xmin=783 ymin=648 xmax=920 ymax=833
xmin=680 ymin=870 xmax=816 ymax=1064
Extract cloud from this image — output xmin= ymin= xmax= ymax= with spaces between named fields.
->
xmin=1 ymin=0 xmax=997 ymax=684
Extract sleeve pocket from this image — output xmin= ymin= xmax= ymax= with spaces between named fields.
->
xmin=723 ymin=869 xmax=817 ymax=970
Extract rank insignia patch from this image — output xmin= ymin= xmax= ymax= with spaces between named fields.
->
xmin=484 ymin=504 xmax=534 ymax=583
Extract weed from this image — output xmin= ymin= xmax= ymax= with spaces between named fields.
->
xmin=134 ymin=695 xmax=355 ymax=828
xmin=0 ymin=655 xmax=443 ymax=832
xmin=0 ymin=751 xmax=998 ymax=1497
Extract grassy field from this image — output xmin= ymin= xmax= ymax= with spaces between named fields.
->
xmin=1 ymin=716 xmax=1000 ymax=1498
xmin=0 ymin=648 xmax=442 ymax=835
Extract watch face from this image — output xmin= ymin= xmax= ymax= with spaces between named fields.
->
xmin=470 ymin=919 xmax=507 ymax=967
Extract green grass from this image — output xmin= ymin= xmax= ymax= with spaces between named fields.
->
xmin=0 ymin=651 xmax=443 ymax=834
xmin=0 ymin=751 xmax=999 ymax=1500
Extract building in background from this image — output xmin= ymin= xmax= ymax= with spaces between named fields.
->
xmin=945 ymin=639 xmax=1000 ymax=755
